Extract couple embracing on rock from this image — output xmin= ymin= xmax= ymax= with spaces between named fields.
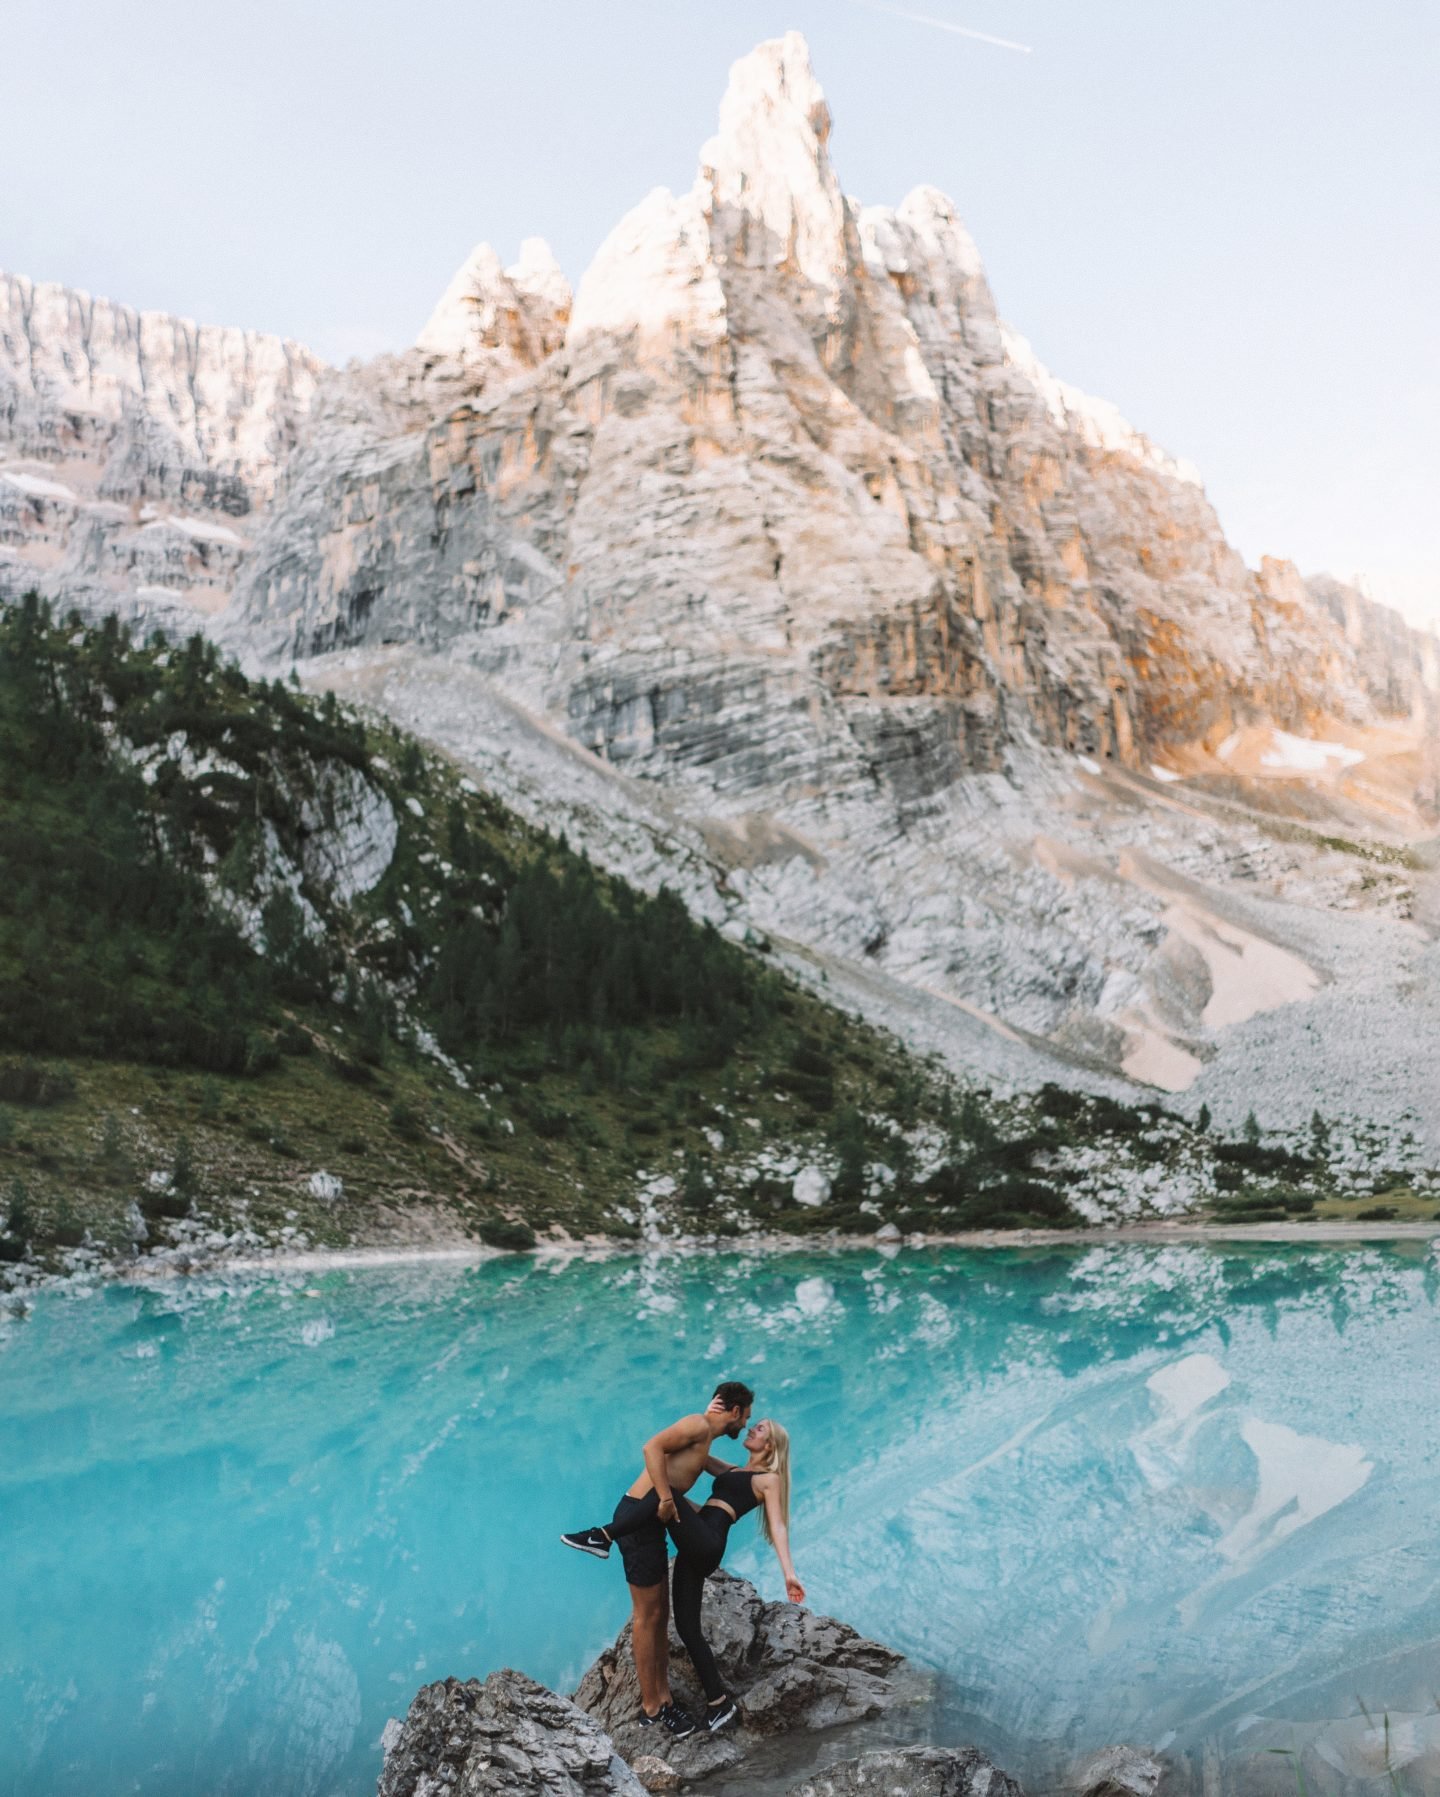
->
xmin=562 ymin=1379 xmax=805 ymax=1739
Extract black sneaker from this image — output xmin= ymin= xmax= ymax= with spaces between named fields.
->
xmin=660 ymin=1702 xmax=697 ymax=1740
xmin=705 ymin=1694 xmax=739 ymax=1733
xmin=560 ymin=1527 xmax=611 ymax=1559
xmin=637 ymin=1708 xmax=660 ymax=1728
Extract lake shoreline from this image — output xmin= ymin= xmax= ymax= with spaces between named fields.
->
xmin=7 ymin=1212 xmax=1428 ymax=1300
xmin=7 ymin=1211 xmax=1437 ymax=1312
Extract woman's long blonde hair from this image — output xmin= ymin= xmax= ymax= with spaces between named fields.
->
xmin=753 ymin=1419 xmax=791 ymax=1544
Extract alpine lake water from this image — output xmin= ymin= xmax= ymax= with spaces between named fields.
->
xmin=4 ymin=1239 xmax=1440 ymax=1797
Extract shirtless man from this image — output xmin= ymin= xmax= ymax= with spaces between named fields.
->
xmin=561 ymin=1380 xmax=754 ymax=1738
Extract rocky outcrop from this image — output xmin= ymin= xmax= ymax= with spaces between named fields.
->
xmin=377 ymin=1670 xmax=647 ymax=1796
xmin=376 ymin=1590 xmax=1024 ymax=1797
xmin=786 ymin=1746 xmax=1025 ymax=1797
xmin=1071 ymin=1746 xmax=1167 ymax=1797
xmin=572 ymin=1570 xmax=921 ymax=1783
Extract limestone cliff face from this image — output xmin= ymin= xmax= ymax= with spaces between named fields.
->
xmin=230 ymin=33 xmax=1434 ymax=790
xmin=0 ymin=270 xmax=322 ymax=625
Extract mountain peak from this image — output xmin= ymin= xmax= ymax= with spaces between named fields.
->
xmin=416 ymin=237 xmax=570 ymax=365
xmin=720 ymin=32 xmax=831 ymax=144
xmin=699 ymin=32 xmax=849 ymax=296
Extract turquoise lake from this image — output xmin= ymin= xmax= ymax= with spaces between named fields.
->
xmin=4 ymin=1242 xmax=1440 ymax=1796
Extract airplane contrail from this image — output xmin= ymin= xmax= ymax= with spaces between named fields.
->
xmin=851 ymin=0 xmax=1033 ymax=54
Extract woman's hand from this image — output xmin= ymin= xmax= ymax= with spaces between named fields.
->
xmin=785 ymin=1576 xmax=806 ymax=1604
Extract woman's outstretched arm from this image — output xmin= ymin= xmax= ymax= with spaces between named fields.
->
xmin=757 ymin=1475 xmax=805 ymax=1603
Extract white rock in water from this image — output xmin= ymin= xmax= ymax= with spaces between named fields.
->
xmin=1074 ymin=1744 xmax=1167 ymax=1797
xmin=795 ymin=1276 xmax=835 ymax=1317
xmin=875 ymin=1222 xmax=902 ymax=1244
xmin=792 ymin=1166 xmax=831 ymax=1208
xmin=307 ymin=1171 xmax=343 ymax=1202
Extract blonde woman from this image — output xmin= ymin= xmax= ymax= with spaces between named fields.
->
xmin=664 ymin=1418 xmax=804 ymax=1733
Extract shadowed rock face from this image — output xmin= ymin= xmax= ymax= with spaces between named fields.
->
xmin=572 ymin=1569 xmax=923 ymax=1784
xmin=376 ymin=1670 xmax=647 ymax=1797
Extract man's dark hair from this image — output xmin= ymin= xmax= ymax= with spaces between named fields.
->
xmin=713 ymin=1380 xmax=755 ymax=1414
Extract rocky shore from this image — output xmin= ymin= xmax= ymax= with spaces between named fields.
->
xmin=7 ymin=1210 xmax=1439 ymax=1328
xmin=376 ymin=1571 xmax=1159 ymax=1797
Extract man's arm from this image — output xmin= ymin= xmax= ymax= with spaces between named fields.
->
xmin=643 ymin=1415 xmax=707 ymax=1519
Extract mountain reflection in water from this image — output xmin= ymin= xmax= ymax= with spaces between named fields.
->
xmin=3 ymin=1241 xmax=1439 ymax=1796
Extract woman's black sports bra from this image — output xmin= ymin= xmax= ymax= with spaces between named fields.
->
xmin=708 ymin=1467 xmax=762 ymax=1520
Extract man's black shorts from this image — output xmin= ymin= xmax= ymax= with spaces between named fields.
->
xmin=612 ymin=1492 xmax=666 ymax=1588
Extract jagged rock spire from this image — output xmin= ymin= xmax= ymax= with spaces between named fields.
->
xmin=417 ymin=237 xmax=570 ymax=366
xmin=698 ymin=32 xmax=850 ymax=297
xmin=570 ymin=31 xmax=852 ymax=353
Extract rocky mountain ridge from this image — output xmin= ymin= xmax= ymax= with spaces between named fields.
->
xmin=0 ymin=269 xmax=322 ymax=629
xmin=3 ymin=33 xmax=1438 ymax=1141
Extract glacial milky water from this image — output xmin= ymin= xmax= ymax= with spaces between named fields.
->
xmin=4 ymin=1242 xmax=1440 ymax=1797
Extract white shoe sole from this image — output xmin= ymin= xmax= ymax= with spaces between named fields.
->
xmin=560 ymin=1535 xmax=610 ymax=1559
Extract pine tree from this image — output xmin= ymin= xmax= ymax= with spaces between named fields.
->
xmin=171 ymin=1134 xmax=196 ymax=1200
xmin=100 ymin=1112 xmax=125 ymax=1174
xmin=681 ymin=1151 xmax=713 ymax=1215
xmin=6 ymin=1177 xmax=31 ymax=1242
xmin=829 ymin=1105 xmax=869 ymax=1203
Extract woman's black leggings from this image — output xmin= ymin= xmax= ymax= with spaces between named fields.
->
xmin=666 ymin=1500 xmax=732 ymax=1703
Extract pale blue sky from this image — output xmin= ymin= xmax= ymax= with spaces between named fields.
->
xmin=4 ymin=1 xmax=1436 ymax=618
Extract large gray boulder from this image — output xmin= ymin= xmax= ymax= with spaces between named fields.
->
xmin=1072 ymin=1746 xmax=1168 ymax=1797
xmin=572 ymin=1569 xmax=926 ymax=1783
xmin=786 ymin=1746 xmax=1025 ymax=1797
xmin=377 ymin=1669 xmax=647 ymax=1797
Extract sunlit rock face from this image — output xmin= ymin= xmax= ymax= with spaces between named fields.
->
xmin=0 ymin=270 xmax=322 ymax=627
xmin=230 ymin=31 xmax=1436 ymax=779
